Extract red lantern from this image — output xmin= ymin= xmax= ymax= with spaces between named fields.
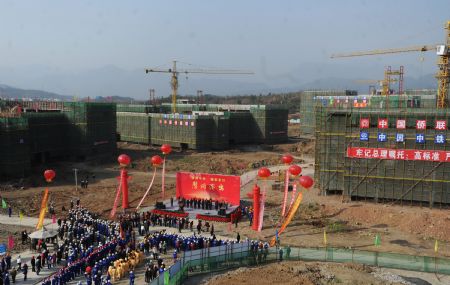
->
xmin=118 ymin=154 xmax=131 ymax=167
xmin=299 ymin=175 xmax=314 ymax=189
xmin=257 ymin=167 xmax=271 ymax=179
xmin=161 ymin=144 xmax=172 ymax=155
xmin=289 ymin=165 xmax=302 ymax=177
xmin=151 ymin=155 xmax=163 ymax=167
xmin=44 ymin=169 xmax=56 ymax=182
xmin=281 ymin=154 xmax=293 ymax=165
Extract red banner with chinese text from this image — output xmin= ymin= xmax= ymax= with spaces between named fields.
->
xmin=176 ymin=172 xmax=241 ymax=205
xmin=347 ymin=147 xmax=450 ymax=162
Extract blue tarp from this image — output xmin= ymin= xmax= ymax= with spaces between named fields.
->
xmin=0 ymin=244 xmax=6 ymax=255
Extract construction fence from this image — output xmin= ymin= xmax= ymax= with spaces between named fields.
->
xmin=150 ymin=243 xmax=450 ymax=285
xmin=315 ymin=106 xmax=450 ymax=206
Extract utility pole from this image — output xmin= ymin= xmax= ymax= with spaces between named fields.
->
xmin=197 ymin=90 xmax=203 ymax=105
xmin=73 ymin=168 xmax=78 ymax=191
xmin=149 ymin=89 xmax=155 ymax=104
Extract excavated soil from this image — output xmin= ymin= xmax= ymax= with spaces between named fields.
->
xmin=201 ymin=261 xmax=404 ymax=285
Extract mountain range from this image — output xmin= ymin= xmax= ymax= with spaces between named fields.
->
xmin=0 ymin=84 xmax=68 ymax=100
xmin=0 ymin=63 xmax=437 ymax=100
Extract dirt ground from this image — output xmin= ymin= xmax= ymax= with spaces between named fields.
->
xmin=0 ymin=142 xmax=284 ymax=218
xmin=1 ymin=124 xmax=450 ymax=282
xmin=0 ymin=224 xmax=34 ymax=254
xmin=197 ymin=261 xmax=450 ymax=285
xmin=212 ymin=158 xmax=450 ymax=258
xmin=199 ymin=261 xmax=406 ymax=285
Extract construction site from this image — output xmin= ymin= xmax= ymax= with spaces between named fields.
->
xmin=0 ymin=101 xmax=117 ymax=178
xmin=1 ymin=8 xmax=450 ymax=285
xmin=116 ymin=60 xmax=288 ymax=150
xmin=314 ymin=104 xmax=450 ymax=206
xmin=117 ymin=103 xmax=288 ymax=150
xmin=296 ymin=21 xmax=450 ymax=209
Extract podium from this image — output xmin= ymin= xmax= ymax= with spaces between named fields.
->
xmin=155 ymin=202 xmax=166 ymax=209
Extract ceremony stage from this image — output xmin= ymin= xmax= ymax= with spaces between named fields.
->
xmin=147 ymin=171 xmax=243 ymax=222
xmin=151 ymin=200 xmax=240 ymax=223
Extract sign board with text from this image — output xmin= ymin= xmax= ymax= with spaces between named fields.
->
xmin=176 ymin=172 xmax=241 ymax=205
xmin=347 ymin=147 xmax=450 ymax=162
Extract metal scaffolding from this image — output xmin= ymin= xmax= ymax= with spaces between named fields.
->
xmin=315 ymin=104 xmax=450 ymax=207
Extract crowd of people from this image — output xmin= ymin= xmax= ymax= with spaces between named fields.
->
xmin=0 ymin=200 xmax=260 ymax=285
xmin=24 ymin=205 xmax=149 ymax=285
xmin=39 ymin=207 xmax=131 ymax=285
xmin=132 ymin=211 xmax=220 ymax=236
xmin=1 ymin=231 xmax=60 ymax=283
xmin=178 ymin=197 xmax=230 ymax=211
xmin=136 ymin=228 xmax=243 ymax=283
xmin=107 ymin=250 xmax=143 ymax=282
xmin=0 ymin=253 xmax=14 ymax=284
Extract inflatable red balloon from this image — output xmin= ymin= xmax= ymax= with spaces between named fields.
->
xmin=281 ymin=154 xmax=293 ymax=165
xmin=118 ymin=154 xmax=131 ymax=167
xmin=289 ymin=165 xmax=302 ymax=177
xmin=151 ymin=155 xmax=163 ymax=167
xmin=44 ymin=169 xmax=56 ymax=182
xmin=299 ymin=175 xmax=314 ymax=189
xmin=258 ymin=167 xmax=271 ymax=179
xmin=161 ymin=144 xmax=172 ymax=155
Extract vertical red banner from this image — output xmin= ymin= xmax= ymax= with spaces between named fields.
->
xmin=8 ymin=235 xmax=14 ymax=250
xmin=252 ymin=184 xmax=260 ymax=231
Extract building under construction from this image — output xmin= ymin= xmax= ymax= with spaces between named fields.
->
xmin=117 ymin=103 xmax=288 ymax=150
xmin=299 ymin=89 xmax=437 ymax=136
xmin=313 ymin=92 xmax=450 ymax=207
xmin=0 ymin=101 xmax=116 ymax=179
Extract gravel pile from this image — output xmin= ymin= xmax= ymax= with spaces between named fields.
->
xmin=371 ymin=268 xmax=413 ymax=285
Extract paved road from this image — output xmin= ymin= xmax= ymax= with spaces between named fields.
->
xmin=0 ymin=214 xmax=56 ymax=229
xmin=0 ymin=214 xmax=60 ymax=285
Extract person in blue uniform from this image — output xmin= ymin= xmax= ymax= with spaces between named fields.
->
xmin=129 ymin=270 xmax=135 ymax=285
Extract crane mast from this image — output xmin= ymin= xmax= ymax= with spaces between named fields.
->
xmin=436 ymin=21 xmax=450 ymax=108
xmin=170 ymin=61 xmax=178 ymax=113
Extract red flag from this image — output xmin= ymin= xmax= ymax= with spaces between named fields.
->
xmin=52 ymin=214 xmax=56 ymax=224
xmin=8 ymin=235 xmax=14 ymax=250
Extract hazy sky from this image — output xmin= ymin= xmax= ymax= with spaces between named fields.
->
xmin=0 ymin=0 xmax=449 ymax=98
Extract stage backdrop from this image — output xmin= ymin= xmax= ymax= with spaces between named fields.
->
xmin=176 ymin=172 xmax=241 ymax=205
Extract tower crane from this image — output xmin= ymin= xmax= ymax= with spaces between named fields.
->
xmin=145 ymin=60 xmax=253 ymax=113
xmin=330 ymin=45 xmax=436 ymax=58
xmin=384 ymin=66 xmax=404 ymax=96
xmin=330 ymin=20 xmax=450 ymax=108
xmin=354 ymin=78 xmax=399 ymax=95
xmin=354 ymin=66 xmax=403 ymax=96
